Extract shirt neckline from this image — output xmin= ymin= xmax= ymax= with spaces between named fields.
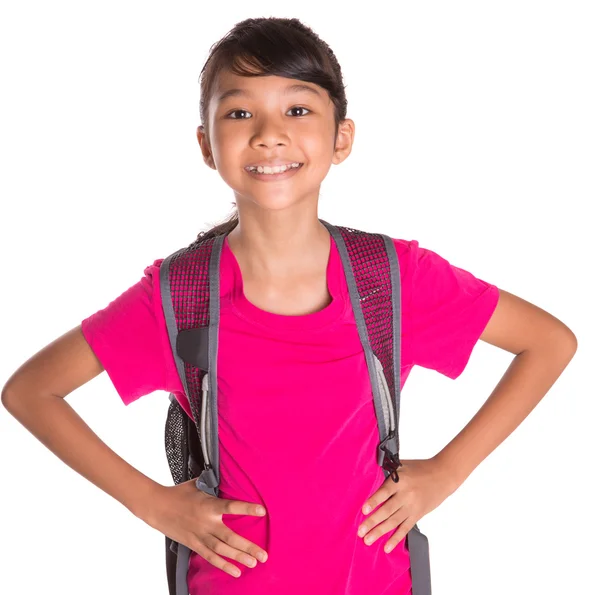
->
xmin=223 ymin=233 xmax=346 ymax=331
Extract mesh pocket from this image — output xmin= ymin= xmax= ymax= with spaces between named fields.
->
xmin=164 ymin=395 xmax=188 ymax=485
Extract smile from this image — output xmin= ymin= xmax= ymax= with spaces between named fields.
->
xmin=244 ymin=163 xmax=304 ymax=181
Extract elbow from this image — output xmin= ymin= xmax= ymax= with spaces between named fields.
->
xmin=551 ymin=328 xmax=578 ymax=362
xmin=561 ymin=327 xmax=578 ymax=354
xmin=546 ymin=323 xmax=578 ymax=354
xmin=1 ymin=384 xmax=18 ymax=412
xmin=2 ymin=377 xmax=29 ymax=412
xmin=521 ymin=326 xmax=578 ymax=358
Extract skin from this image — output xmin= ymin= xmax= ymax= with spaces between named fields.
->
xmin=355 ymin=299 xmax=577 ymax=553
xmin=196 ymin=68 xmax=356 ymax=315
xmin=0 ymin=68 xmax=361 ymax=582
xmin=2 ymin=65 xmax=578 ymax=573
xmin=196 ymin=68 xmax=578 ymax=557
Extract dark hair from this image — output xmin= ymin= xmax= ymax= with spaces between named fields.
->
xmin=193 ymin=17 xmax=348 ymax=244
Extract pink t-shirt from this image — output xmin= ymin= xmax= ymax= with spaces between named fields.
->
xmin=81 ymin=234 xmax=499 ymax=595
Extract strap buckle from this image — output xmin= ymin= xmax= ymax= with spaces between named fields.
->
xmin=378 ymin=432 xmax=402 ymax=483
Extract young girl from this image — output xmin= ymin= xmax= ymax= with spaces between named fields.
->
xmin=1 ymin=16 xmax=577 ymax=595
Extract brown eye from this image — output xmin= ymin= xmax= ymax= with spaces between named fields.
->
xmin=287 ymin=107 xmax=310 ymax=117
xmin=226 ymin=109 xmax=251 ymax=119
xmin=225 ymin=107 xmax=310 ymax=119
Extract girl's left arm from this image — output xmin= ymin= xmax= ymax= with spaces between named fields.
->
xmin=357 ymin=288 xmax=577 ymax=552
xmin=432 ymin=287 xmax=578 ymax=486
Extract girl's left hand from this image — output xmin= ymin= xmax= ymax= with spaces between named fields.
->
xmin=357 ymin=457 xmax=462 ymax=553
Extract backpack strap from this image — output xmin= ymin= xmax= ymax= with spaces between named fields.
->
xmin=159 ymin=220 xmax=431 ymax=595
xmin=325 ymin=222 xmax=433 ymax=595
xmin=160 ymin=235 xmax=220 ymax=496
xmin=321 ymin=221 xmax=402 ymax=480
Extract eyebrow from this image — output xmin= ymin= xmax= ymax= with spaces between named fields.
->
xmin=216 ymin=83 xmax=322 ymax=103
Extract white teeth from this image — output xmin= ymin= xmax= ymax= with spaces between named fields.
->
xmin=246 ymin=162 xmax=302 ymax=174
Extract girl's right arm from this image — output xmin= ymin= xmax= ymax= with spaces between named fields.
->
xmin=1 ymin=325 xmax=268 ymax=578
xmin=1 ymin=325 xmax=165 ymax=520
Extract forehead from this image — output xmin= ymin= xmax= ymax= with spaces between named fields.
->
xmin=212 ymin=70 xmax=328 ymax=104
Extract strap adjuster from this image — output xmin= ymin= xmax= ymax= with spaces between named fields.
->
xmin=382 ymin=449 xmax=401 ymax=483
xmin=378 ymin=432 xmax=402 ymax=483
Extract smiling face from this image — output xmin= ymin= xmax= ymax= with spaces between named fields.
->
xmin=197 ymin=68 xmax=354 ymax=213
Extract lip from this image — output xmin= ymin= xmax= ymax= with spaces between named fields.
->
xmin=244 ymin=162 xmax=304 ymax=182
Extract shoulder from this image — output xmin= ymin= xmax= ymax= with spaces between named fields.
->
xmin=144 ymin=258 xmax=165 ymax=287
xmin=82 ymin=257 xmax=166 ymax=334
xmin=389 ymin=237 xmax=418 ymax=258
xmin=388 ymin=236 xmax=463 ymax=277
xmin=388 ymin=237 xmax=422 ymax=275
xmin=127 ymin=257 xmax=166 ymax=310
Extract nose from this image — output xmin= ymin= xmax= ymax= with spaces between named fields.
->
xmin=250 ymin=117 xmax=289 ymax=149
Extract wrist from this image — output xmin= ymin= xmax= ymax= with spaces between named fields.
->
xmin=430 ymin=452 xmax=470 ymax=492
xmin=127 ymin=478 xmax=167 ymax=523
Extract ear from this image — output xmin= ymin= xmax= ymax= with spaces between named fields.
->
xmin=332 ymin=118 xmax=355 ymax=166
xmin=197 ymin=125 xmax=216 ymax=169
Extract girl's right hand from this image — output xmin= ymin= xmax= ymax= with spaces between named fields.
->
xmin=143 ymin=478 xmax=269 ymax=578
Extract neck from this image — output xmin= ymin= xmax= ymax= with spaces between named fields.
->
xmin=226 ymin=214 xmax=331 ymax=281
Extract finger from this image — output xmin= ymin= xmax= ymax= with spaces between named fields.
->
xmin=361 ymin=481 xmax=395 ymax=516
xmin=192 ymin=538 xmax=244 ymax=578
xmin=216 ymin=525 xmax=269 ymax=564
xmin=357 ymin=496 xmax=401 ymax=538
xmin=203 ymin=533 xmax=260 ymax=570
xmin=363 ymin=508 xmax=408 ymax=546
xmin=383 ymin=518 xmax=414 ymax=553
xmin=221 ymin=498 xmax=267 ymax=518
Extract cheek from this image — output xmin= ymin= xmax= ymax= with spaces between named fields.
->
xmin=307 ymin=143 xmax=335 ymax=173
xmin=301 ymin=130 xmax=334 ymax=160
xmin=211 ymin=136 xmax=244 ymax=170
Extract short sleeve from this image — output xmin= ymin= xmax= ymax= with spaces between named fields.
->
xmin=402 ymin=239 xmax=500 ymax=380
xmin=81 ymin=259 xmax=185 ymax=406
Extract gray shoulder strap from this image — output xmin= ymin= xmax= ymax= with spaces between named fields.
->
xmin=320 ymin=220 xmax=402 ymax=466
xmin=159 ymin=248 xmax=195 ymax=415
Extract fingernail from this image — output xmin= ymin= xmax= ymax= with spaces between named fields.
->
xmin=257 ymin=507 xmax=266 ymax=515
xmin=258 ymin=552 xmax=267 ymax=563
xmin=363 ymin=505 xmax=371 ymax=514
xmin=357 ymin=526 xmax=366 ymax=537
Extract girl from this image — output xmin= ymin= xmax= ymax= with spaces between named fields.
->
xmin=1 ymin=16 xmax=577 ymax=595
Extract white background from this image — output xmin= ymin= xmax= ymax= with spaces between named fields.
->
xmin=0 ymin=1 xmax=597 ymax=594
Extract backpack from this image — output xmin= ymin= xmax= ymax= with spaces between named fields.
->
xmin=159 ymin=219 xmax=432 ymax=595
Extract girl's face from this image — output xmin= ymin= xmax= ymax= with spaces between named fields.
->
xmin=197 ymin=68 xmax=354 ymax=212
